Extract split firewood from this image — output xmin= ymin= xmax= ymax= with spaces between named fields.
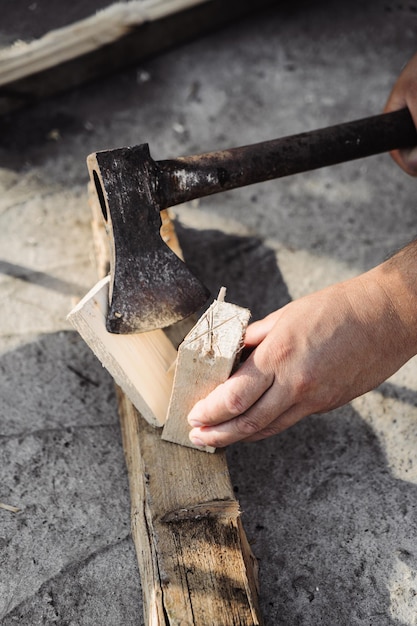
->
xmin=162 ymin=288 xmax=250 ymax=452
xmin=67 ymin=275 xmax=177 ymax=427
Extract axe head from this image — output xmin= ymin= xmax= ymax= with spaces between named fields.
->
xmin=87 ymin=144 xmax=210 ymax=334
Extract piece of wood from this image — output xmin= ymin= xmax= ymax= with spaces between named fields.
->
xmin=162 ymin=291 xmax=250 ymax=452
xmin=67 ymin=275 xmax=177 ymax=427
xmin=83 ymin=182 xmax=262 ymax=623
xmin=0 ymin=0 xmax=275 ymax=115
xmin=118 ymin=388 xmax=261 ymax=624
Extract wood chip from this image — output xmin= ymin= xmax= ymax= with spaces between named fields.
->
xmin=0 ymin=502 xmax=21 ymax=513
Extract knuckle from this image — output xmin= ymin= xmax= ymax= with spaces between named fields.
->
xmin=254 ymin=413 xmax=300 ymax=440
xmin=202 ymin=430 xmax=230 ymax=449
xmin=257 ymin=425 xmax=281 ymax=439
xmin=235 ymin=413 xmax=261 ymax=437
xmin=292 ymin=369 xmax=316 ymax=398
xmin=291 ymin=367 xmax=342 ymax=411
xmin=224 ymin=389 xmax=247 ymax=416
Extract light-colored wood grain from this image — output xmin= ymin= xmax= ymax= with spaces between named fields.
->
xmin=0 ymin=0 xmax=207 ymax=87
xmin=162 ymin=294 xmax=250 ymax=451
xmin=67 ymin=276 xmax=177 ymax=427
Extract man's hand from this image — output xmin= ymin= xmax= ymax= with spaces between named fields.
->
xmin=188 ymin=245 xmax=417 ymax=448
xmin=385 ymin=51 xmax=417 ymax=175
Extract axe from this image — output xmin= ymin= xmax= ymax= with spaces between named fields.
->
xmin=87 ymin=108 xmax=417 ymax=334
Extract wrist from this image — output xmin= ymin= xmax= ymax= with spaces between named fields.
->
xmin=369 ymin=243 xmax=417 ymax=357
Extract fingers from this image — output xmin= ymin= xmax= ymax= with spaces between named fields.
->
xmin=384 ymin=52 xmax=417 ymax=175
xmin=244 ymin=311 xmax=280 ymax=347
xmin=189 ymin=391 xmax=305 ymax=448
xmin=391 ymin=146 xmax=417 ymax=176
xmin=188 ymin=352 xmax=299 ymax=447
xmin=188 ymin=355 xmax=273 ymax=429
xmin=242 ymin=405 xmax=307 ymax=442
xmin=383 ymin=51 xmax=417 ymax=119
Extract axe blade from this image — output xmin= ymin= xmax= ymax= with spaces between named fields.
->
xmin=87 ymin=145 xmax=210 ymax=334
xmin=108 ymin=242 xmax=210 ymax=334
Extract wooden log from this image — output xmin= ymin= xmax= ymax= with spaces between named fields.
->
xmin=0 ymin=0 xmax=275 ymax=115
xmin=79 ymin=183 xmax=263 ymax=623
xmin=162 ymin=290 xmax=250 ymax=452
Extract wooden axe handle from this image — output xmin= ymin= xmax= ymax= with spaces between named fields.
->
xmin=157 ymin=108 xmax=417 ymax=207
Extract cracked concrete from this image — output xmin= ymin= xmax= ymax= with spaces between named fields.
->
xmin=1 ymin=1 xmax=417 ymax=624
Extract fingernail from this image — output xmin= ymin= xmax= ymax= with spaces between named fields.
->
xmin=189 ymin=435 xmax=205 ymax=447
xmin=188 ymin=418 xmax=203 ymax=427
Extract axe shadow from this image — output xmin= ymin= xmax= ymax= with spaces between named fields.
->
xmin=173 ymin=222 xmax=292 ymax=322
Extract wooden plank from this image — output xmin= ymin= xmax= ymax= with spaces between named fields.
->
xmin=118 ymin=389 xmax=261 ymax=624
xmin=80 ymin=183 xmax=262 ymax=623
xmin=0 ymin=0 xmax=204 ymax=87
xmin=67 ymin=275 xmax=177 ymax=427
xmin=162 ymin=291 xmax=250 ymax=452
xmin=0 ymin=0 xmax=275 ymax=115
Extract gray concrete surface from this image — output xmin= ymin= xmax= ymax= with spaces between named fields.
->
xmin=1 ymin=1 xmax=417 ymax=624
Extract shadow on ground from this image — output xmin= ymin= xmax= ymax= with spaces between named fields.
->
xmin=1 ymin=227 xmax=417 ymax=625
xmin=228 ymin=405 xmax=417 ymax=625
xmin=176 ymin=224 xmax=292 ymax=320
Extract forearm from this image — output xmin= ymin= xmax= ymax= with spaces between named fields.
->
xmin=374 ymin=239 xmax=417 ymax=358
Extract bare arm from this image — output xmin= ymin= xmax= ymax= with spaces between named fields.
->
xmin=188 ymin=242 xmax=417 ymax=448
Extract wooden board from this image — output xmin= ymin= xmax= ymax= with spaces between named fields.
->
xmin=0 ymin=0 xmax=275 ymax=115
xmin=163 ymin=292 xmax=250 ymax=451
xmin=119 ymin=390 xmax=261 ymax=624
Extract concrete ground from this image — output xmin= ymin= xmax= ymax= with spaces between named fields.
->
xmin=1 ymin=0 xmax=417 ymax=624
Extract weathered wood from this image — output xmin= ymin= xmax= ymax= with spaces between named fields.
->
xmin=0 ymin=0 xmax=275 ymax=115
xmin=162 ymin=292 xmax=250 ymax=452
xmin=81 ymin=182 xmax=262 ymax=623
xmin=118 ymin=389 xmax=261 ymax=624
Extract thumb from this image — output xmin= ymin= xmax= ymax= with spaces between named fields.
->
xmin=244 ymin=310 xmax=281 ymax=347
